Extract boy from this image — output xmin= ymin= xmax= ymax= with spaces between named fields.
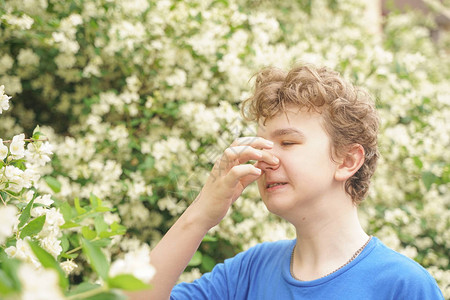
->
xmin=131 ymin=64 xmax=444 ymax=299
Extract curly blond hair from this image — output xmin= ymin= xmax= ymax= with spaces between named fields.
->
xmin=241 ymin=64 xmax=379 ymax=204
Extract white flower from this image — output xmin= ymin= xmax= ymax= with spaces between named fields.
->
xmin=5 ymin=238 xmax=40 ymax=268
xmin=109 ymin=243 xmax=155 ymax=283
xmin=9 ymin=133 xmax=25 ymax=159
xmin=60 ymin=260 xmax=78 ymax=275
xmin=0 ymin=138 xmax=8 ymax=160
xmin=25 ymin=141 xmax=53 ymax=166
xmin=21 ymin=168 xmax=38 ymax=189
xmin=0 ymin=75 xmax=22 ymax=95
xmin=1 ymin=14 xmax=34 ymax=30
xmin=0 ymin=55 xmax=14 ymax=72
xmin=119 ymin=0 xmax=150 ymax=16
xmin=17 ymin=49 xmax=40 ymax=67
xmin=40 ymin=235 xmax=62 ymax=258
xmin=126 ymin=75 xmax=142 ymax=92
xmin=54 ymin=53 xmax=76 ymax=69
xmin=4 ymin=165 xmax=25 ymax=193
xmin=32 ymin=207 xmax=65 ymax=240
xmin=0 ymin=205 xmax=18 ymax=244
xmin=24 ymin=190 xmax=35 ymax=203
xmin=0 ymin=85 xmax=11 ymax=114
xmin=18 ymin=263 xmax=65 ymax=300
xmin=34 ymin=194 xmax=54 ymax=206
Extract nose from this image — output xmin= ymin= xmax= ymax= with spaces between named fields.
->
xmin=255 ymin=150 xmax=280 ymax=172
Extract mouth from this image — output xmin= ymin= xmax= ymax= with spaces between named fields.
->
xmin=266 ymin=182 xmax=288 ymax=190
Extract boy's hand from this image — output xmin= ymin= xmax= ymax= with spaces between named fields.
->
xmin=192 ymin=137 xmax=278 ymax=230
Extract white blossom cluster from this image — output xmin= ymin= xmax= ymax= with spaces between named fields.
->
xmin=109 ymin=241 xmax=156 ymax=283
xmin=0 ymin=133 xmax=49 ymax=193
xmin=0 ymin=85 xmax=11 ymax=114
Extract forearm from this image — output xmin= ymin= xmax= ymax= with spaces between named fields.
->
xmin=126 ymin=137 xmax=272 ymax=299
xmin=126 ymin=203 xmax=210 ymax=300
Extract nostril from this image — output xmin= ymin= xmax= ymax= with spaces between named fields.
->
xmin=257 ymin=160 xmax=280 ymax=171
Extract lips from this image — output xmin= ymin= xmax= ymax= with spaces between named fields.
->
xmin=266 ymin=182 xmax=288 ymax=189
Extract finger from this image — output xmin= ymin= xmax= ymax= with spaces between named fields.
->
xmin=224 ymin=164 xmax=262 ymax=187
xmin=240 ymin=165 xmax=263 ymax=188
xmin=218 ymin=146 xmax=263 ymax=170
xmin=258 ymin=149 xmax=279 ymax=166
xmin=231 ymin=137 xmax=274 ymax=149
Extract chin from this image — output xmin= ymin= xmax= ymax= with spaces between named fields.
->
xmin=262 ymin=195 xmax=295 ymax=219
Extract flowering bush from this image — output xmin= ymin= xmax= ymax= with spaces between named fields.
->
xmin=1 ymin=0 xmax=449 ymax=298
xmin=0 ymin=87 xmax=155 ymax=299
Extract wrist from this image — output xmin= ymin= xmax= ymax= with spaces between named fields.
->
xmin=181 ymin=203 xmax=214 ymax=235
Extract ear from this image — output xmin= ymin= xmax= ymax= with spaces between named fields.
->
xmin=334 ymin=144 xmax=365 ymax=182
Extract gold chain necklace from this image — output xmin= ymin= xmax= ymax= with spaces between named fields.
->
xmin=290 ymin=236 xmax=372 ymax=281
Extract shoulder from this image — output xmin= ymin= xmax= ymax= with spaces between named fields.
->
xmin=368 ymin=237 xmax=444 ymax=299
xmin=371 ymin=238 xmax=434 ymax=279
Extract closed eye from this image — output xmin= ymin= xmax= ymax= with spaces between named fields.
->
xmin=281 ymin=141 xmax=297 ymax=146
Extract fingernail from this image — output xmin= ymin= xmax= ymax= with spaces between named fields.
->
xmin=266 ymin=140 xmax=274 ymax=146
xmin=273 ymin=156 xmax=279 ymax=163
xmin=256 ymin=150 xmax=263 ymax=157
xmin=255 ymin=168 xmax=262 ymax=174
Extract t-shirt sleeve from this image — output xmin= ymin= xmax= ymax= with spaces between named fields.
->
xmin=391 ymin=262 xmax=444 ymax=300
xmin=170 ymin=263 xmax=229 ymax=300
xmin=170 ymin=246 xmax=259 ymax=300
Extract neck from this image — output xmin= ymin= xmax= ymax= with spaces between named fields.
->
xmin=290 ymin=195 xmax=369 ymax=281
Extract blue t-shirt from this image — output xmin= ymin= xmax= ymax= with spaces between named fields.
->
xmin=171 ymin=237 xmax=444 ymax=299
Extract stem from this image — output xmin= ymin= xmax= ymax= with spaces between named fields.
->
xmin=2 ymin=138 xmax=49 ymax=144
xmin=65 ymin=246 xmax=82 ymax=255
xmin=4 ymin=190 xmax=20 ymax=200
xmin=65 ymin=237 xmax=99 ymax=255
xmin=0 ymin=192 xmax=5 ymax=205
xmin=66 ymin=285 xmax=108 ymax=300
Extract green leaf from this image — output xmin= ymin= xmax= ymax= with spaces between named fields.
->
xmin=107 ymin=274 xmax=151 ymax=291
xmin=95 ymin=206 xmax=112 ymax=212
xmin=18 ymin=198 xmax=35 ymax=228
xmin=412 ymin=156 xmax=423 ymax=169
xmin=20 ymin=215 xmax=46 ymax=239
xmin=201 ymin=255 xmax=216 ymax=272
xmin=202 ymin=235 xmax=217 ymax=242
xmin=74 ymin=197 xmax=87 ymax=215
xmin=91 ymin=238 xmax=112 ymax=248
xmin=60 ymin=221 xmax=80 ymax=229
xmin=85 ymin=291 xmax=127 ymax=300
xmin=65 ymin=282 xmax=100 ymax=297
xmin=60 ymin=252 xmax=79 ymax=259
xmin=61 ymin=235 xmax=70 ymax=252
xmin=59 ymin=201 xmax=73 ymax=222
xmin=90 ymin=194 xmax=102 ymax=209
xmin=422 ymin=171 xmax=438 ymax=191
xmin=0 ymin=253 xmax=21 ymax=294
xmin=110 ymin=222 xmax=127 ymax=235
xmin=32 ymin=125 xmax=41 ymax=140
xmin=81 ymin=238 xmax=109 ymax=280
xmin=0 ymin=269 xmax=16 ymax=295
xmin=0 ymin=191 xmax=8 ymax=203
xmin=82 ymin=226 xmax=97 ymax=240
xmin=188 ymin=251 xmax=202 ymax=266
xmin=28 ymin=240 xmax=68 ymax=289
xmin=44 ymin=176 xmax=61 ymax=193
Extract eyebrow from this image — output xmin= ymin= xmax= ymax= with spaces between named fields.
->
xmin=270 ymin=128 xmax=306 ymax=139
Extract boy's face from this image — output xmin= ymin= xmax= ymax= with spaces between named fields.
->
xmin=255 ymin=106 xmax=340 ymax=220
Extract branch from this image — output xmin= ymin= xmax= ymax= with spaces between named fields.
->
xmin=2 ymin=138 xmax=49 ymax=144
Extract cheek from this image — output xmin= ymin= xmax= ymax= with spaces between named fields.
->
xmin=256 ymin=177 xmax=265 ymax=193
